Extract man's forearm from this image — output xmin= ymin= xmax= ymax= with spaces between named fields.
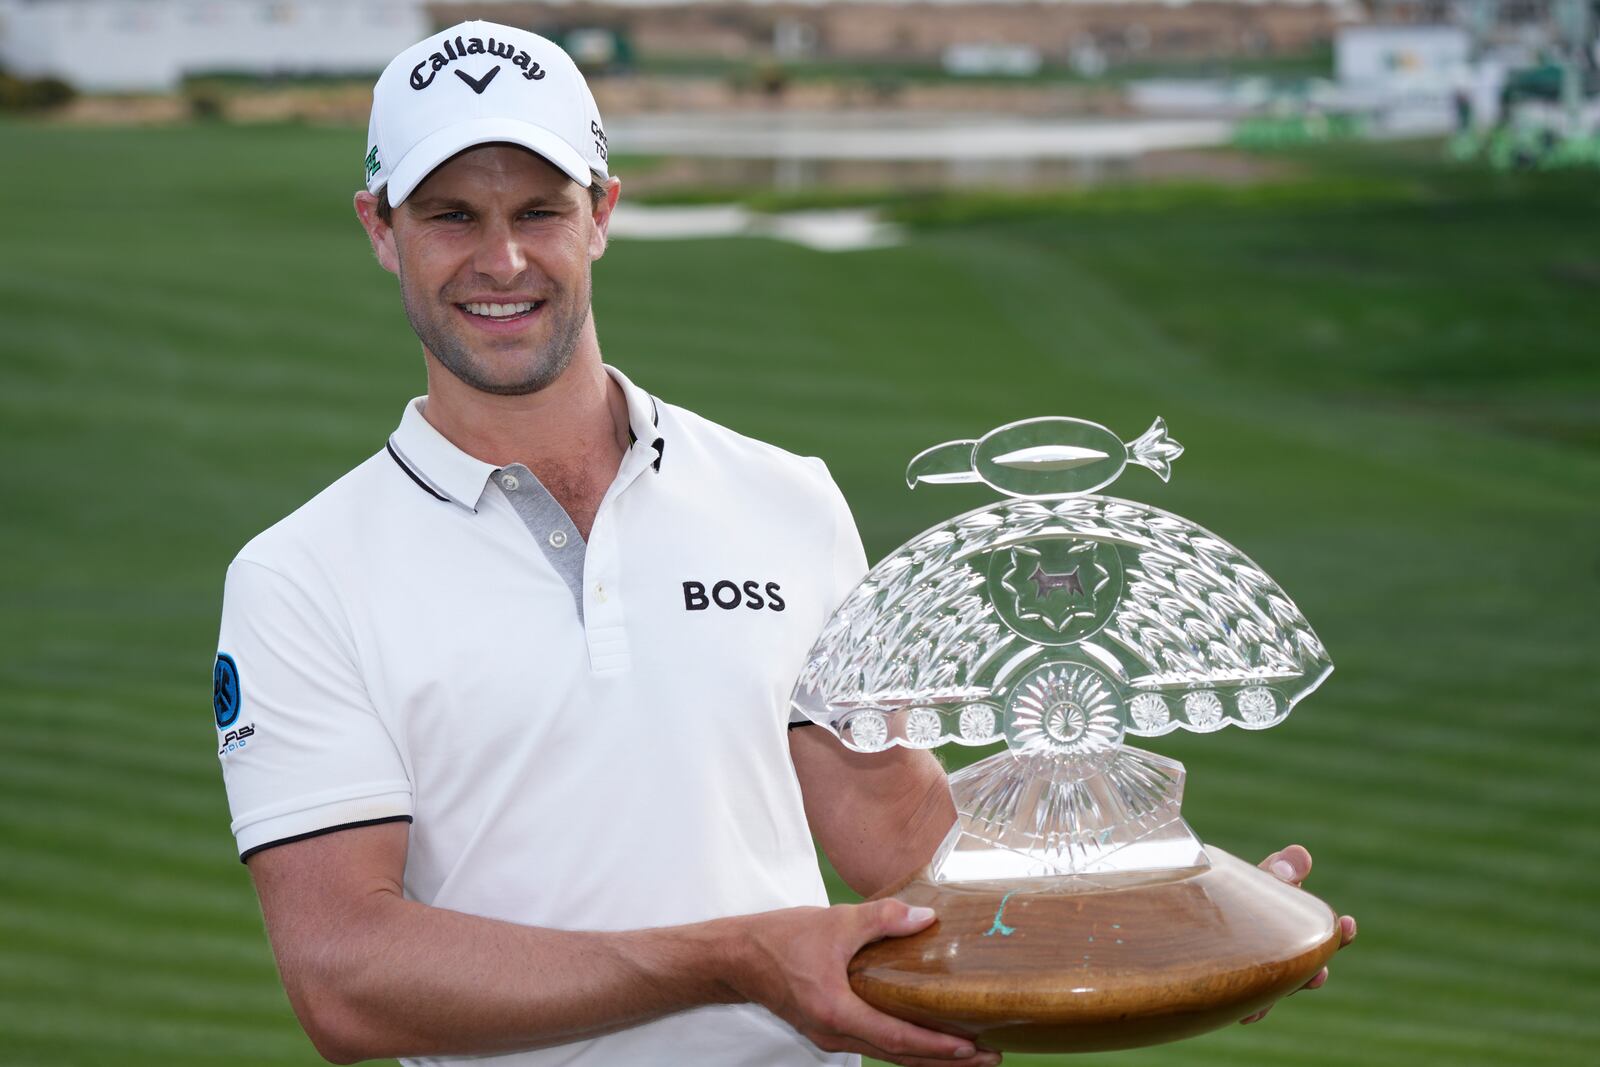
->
xmin=277 ymin=890 xmax=748 ymax=1063
xmin=846 ymin=759 xmax=957 ymax=896
xmin=791 ymin=731 xmax=958 ymax=899
xmin=251 ymin=822 xmax=991 ymax=1066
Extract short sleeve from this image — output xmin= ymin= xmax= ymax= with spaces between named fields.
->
xmin=215 ymin=557 xmax=412 ymax=861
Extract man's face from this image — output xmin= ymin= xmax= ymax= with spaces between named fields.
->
xmin=363 ymin=145 xmax=615 ymax=396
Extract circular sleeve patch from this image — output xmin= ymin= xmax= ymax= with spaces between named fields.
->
xmin=213 ymin=653 xmax=241 ymax=728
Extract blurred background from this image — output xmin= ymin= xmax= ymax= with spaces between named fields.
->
xmin=1 ymin=1 xmax=1597 ymax=1065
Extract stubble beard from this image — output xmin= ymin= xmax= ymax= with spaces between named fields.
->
xmin=398 ymin=257 xmax=593 ymax=397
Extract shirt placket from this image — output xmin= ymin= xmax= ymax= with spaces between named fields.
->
xmin=495 ymin=466 xmax=588 ymax=622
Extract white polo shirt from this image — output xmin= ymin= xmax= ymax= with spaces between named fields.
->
xmin=214 ymin=365 xmax=867 ymax=1067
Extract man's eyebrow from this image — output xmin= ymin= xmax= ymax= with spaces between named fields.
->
xmin=406 ymin=195 xmax=570 ymax=214
xmin=406 ymin=197 xmax=471 ymax=213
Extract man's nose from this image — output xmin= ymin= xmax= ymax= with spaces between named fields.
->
xmin=473 ymin=222 xmax=528 ymax=286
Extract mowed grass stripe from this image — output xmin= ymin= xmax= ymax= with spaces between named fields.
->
xmin=0 ymin=943 xmax=282 ymax=1017
xmin=0 ymin=813 xmax=229 ymax=876
xmin=0 ymin=806 xmax=240 ymax=872
xmin=1 ymin=1010 xmax=315 ymax=1066
xmin=1 ymin=720 xmax=221 ymax=785
xmin=0 ymin=750 xmax=222 ymax=821
xmin=0 ymin=698 xmax=210 ymax=749
xmin=1 ymin=845 xmax=246 ymax=919
xmin=1 ymin=898 xmax=272 ymax=971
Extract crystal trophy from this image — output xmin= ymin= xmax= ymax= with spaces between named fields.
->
xmin=791 ymin=417 xmax=1343 ymax=1052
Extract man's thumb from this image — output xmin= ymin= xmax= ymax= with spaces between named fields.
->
xmin=866 ymin=899 xmax=938 ymax=938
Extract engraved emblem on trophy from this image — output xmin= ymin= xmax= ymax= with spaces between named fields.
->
xmin=790 ymin=416 xmax=1343 ymax=1052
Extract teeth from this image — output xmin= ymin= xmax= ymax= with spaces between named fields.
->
xmin=464 ymin=301 xmax=538 ymax=318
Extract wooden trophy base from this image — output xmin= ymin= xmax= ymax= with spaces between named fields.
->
xmin=848 ymin=846 xmax=1341 ymax=1053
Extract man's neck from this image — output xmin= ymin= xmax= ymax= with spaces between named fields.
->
xmin=419 ymin=348 xmax=632 ymax=504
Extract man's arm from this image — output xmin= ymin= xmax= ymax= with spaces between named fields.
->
xmin=249 ymin=820 xmax=996 ymax=1066
xmin=789 ymin=725 xmax=956 ymax=897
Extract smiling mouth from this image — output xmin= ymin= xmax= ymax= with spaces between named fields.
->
xmin=458 ymin=300 xmax=546 ymax=321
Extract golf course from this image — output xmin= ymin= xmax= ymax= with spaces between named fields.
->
xmin=1 ymin=118 xmax=1596 ymax=1066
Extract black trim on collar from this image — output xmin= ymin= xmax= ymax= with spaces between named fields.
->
xmin=239 ymin=814 xmax=413 ymax=864
xmin=387 ymin=442 xmax=448 ymax=502
xmin=648 ymin=395 xmax=665 ymax=472
xmin=787 ymin=720 xmax=817 ymax=731
xmin=389 ymin=394 xmax=665 ymax=492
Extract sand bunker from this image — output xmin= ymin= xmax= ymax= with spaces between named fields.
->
xmin=608 ymin=204 xmax=903 ymax=252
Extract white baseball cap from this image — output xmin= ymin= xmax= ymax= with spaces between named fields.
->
xmin=364 ymin=20 xmax=609 ymax=206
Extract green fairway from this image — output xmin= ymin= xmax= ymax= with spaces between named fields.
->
xmin=1 ymin=119 xmax=1596 ymax=1067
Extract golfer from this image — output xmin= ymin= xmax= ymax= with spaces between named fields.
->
xmin=213 ymin=21 xmax=1353 ymax=1067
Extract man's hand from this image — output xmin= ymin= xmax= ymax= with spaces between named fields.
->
xmin=732 ymin=900 xmax=1000 ymax=1067
xmin=1240 ymin=844 xmax=1358 ymax=1025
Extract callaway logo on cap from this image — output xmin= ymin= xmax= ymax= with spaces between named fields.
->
xmin=364 ymin=20 xmax=609 ymax=206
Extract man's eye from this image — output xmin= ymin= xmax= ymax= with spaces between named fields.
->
xmin=522 ymin=210 xmax=554 ymax=219
xmin=434 ymin=211 xmax=469 ymax=222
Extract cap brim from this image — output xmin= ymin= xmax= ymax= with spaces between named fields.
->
xmin=385 ymin=116 xmax=593 ymax=206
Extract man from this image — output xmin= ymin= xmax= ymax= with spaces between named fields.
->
xmin=214 ymin=21 xmax=1353 ymax=1067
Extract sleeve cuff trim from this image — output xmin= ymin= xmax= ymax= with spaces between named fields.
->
xmin=240 ymin=815 xmax=413 ymax=864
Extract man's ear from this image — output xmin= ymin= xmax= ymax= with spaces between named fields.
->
xmin=354 ymin=191 xmax=400 ymax=276
xmin=588 ymin=176 xmax=622 ymax=262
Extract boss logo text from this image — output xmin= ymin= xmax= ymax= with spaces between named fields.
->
xmin=683 ymin=580 xmax=785 ymax=612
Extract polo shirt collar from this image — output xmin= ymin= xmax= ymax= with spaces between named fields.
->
xmin=607 ymin=363 xmax=667 ymax=473
xmin=386 ymin=364 xmax=665 ymax=513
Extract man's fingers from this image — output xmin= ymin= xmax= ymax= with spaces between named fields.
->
xmin=844 ymin=1033 xmax=992 ymax=1065
xmin=1233 ymin=895 xmax=1346 ymax=1030
xmin=830 ymin=994 xmax=978 ymax=1061
xmin=1260 ymin=843 xmax=1312 ymax=885
xmin=857 ymin=1047 xmax=1000 ymax=1067
xmin=1296 ymin=967 xmax=1329 ymax=992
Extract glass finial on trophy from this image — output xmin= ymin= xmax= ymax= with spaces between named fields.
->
xmin=791 ymin=416 xmax=1342 ymax=1053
